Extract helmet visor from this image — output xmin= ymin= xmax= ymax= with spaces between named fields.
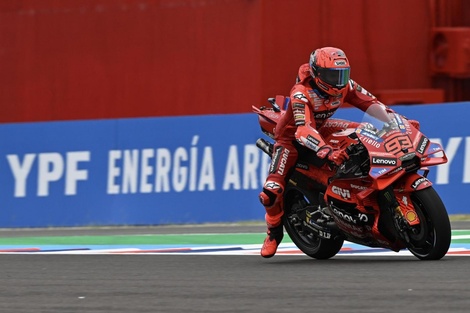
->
xmin=317 ymin=67 xmax=350 ymax=88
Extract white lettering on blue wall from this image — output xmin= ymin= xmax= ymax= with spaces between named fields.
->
xmin=6 ymin=153 xmax=35 ymax=197
xmin=107 ymin=136 xmax=217 ymax=194
xmin=7 ymin=136 xmax=470 ymax=199
xmin=107 ymin=142 xmax=267 ymax=194
xmin=6 ymin=151 xmax=90 ymax=197
xmin=222 ymin=144 xmax=269 ymax=191
xmin=223 ymin=145 xmax=240 ymax=190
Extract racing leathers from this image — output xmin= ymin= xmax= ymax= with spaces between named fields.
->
xmin=259 ymin=63 xmax=387 ymax=258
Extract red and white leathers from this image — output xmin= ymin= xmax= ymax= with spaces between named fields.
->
xmin=259 ymin=63 xmax=387 ymax=234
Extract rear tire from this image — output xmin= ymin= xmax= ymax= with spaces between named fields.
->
xmin=406 ymin=187 xmax=451 ymax=260
xmin=282 ymin=188 xmax=343 ymax=259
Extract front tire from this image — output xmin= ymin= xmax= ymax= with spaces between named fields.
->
xmin=406 ymin=187 xmax=451 ymax=260
xmin=282 ymin=188 xmax=344 ymax=259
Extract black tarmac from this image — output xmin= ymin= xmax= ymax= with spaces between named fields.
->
xmin=0 ymin=222 xmax=469 ymax=313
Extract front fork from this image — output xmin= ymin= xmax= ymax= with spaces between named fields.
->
xmin=379 ymin=186 xmax=421 ymax=244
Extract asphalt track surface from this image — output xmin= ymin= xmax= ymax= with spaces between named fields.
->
xmin=1 ymin=222 xmax=470 ymax=313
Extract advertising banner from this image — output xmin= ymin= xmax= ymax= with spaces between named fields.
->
xmin=0 ymin=102 xmax=468 ymax=227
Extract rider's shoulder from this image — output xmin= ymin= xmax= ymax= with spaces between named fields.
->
xmin=290 ymin=81 xmax=310 ymax=96
xmin=296 ymin=63 xmax=311 ymax=83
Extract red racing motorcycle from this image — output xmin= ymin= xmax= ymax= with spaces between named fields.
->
xmin=253 ymin=97 xmax=451 ymax=260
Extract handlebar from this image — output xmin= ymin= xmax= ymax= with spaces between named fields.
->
xmin=256 ymin=138 xmax=273 ymax=156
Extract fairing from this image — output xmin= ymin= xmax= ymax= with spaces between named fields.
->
xmin=254 ymin=99 xmax=448 ymax=252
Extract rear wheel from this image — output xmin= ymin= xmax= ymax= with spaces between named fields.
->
xmin=405 ymin=187 xmax=451 ymax=260
xmin=282 ymin=188 xmax=343 ymax=259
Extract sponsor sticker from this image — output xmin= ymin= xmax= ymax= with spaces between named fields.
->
xmin=306 ymin=135 xmax=320 ymax=146
xmin=264 ymin=181 xmax=282 ymax=191
xmin=411 ymin=177 xmax=429 ymax=189
xmin=293 ymin=92 xmax=309 ymax=103
xmin=371 ymin=157 xmax=397 ymax=166
xmin=416 ymin=136 xmax=429 ymax=154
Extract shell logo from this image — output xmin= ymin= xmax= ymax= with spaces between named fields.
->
xmin=405 ymin=211 xmax=418 ymax=223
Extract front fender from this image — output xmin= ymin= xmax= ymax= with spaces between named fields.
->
xmin=394 ymin=172 xmax=433 ymax=193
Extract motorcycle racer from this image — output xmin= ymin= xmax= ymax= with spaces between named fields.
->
xmin=260 ymin=47 xmax=391 ymax=258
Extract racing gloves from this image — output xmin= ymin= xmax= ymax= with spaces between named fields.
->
xmin=316 ymin=145 xmax=349 ymax=166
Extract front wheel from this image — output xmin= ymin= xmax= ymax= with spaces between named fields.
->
xmin=282 ymin=188 xmax=344 ymax=259
xmin=405 ymin=187 xmax=451 ymax=260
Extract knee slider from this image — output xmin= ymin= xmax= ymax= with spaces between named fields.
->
xmin=259 ymin=189 xmax=276 ymax=207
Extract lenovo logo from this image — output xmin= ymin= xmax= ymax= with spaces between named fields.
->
xmin=371 ymin=157 xmax=397 ymax=166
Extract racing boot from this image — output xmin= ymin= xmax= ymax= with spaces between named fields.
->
xmin=261 ymin=212 xmax=284 ymax=258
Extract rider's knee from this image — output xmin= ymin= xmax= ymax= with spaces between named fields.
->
xmin=259 ymin=181 xmax=284 ymax=207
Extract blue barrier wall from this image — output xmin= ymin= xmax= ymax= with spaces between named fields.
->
xmin=0 ymin=102 xmax=468 ymax=227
